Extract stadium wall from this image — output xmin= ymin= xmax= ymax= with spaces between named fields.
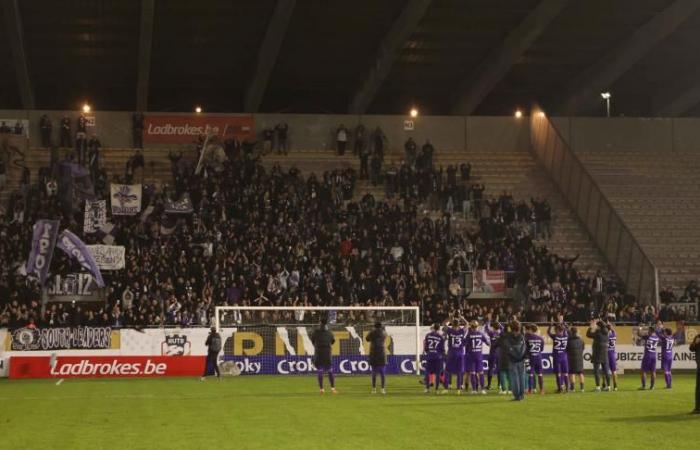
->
xmin=1 ymin=326 xmax=697 ymax=378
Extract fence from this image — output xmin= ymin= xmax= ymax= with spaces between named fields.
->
xmin=530 ymin=106 xmax=658 ymax=305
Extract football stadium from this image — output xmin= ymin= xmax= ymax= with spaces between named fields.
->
xmin=1 ymin=0 xmax=699 ymax=449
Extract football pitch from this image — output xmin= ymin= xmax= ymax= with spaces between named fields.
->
xmin=0 ymin=374 xmax=697 ymax=450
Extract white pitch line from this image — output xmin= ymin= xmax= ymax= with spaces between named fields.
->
xmin=55 ymin=378 xmax=64 ymax=386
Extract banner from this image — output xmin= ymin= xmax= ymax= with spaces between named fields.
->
xmin=110 ymin=184 xmax=142 ymax=215
xmin=8 ymin=326 xmax=118 ymax=351
xmin=9 ymin=356 xmax=203 ymax=379
xmin=47 ymin=273 xmax=100 ymax=297
xmin=143 ymin=115 xmax=255 ymax=144
xmin=165 ymin=193 xmax=194 ymax=214
xmin=472 ymin=270 xmax=506 ymax=294
xmin=25 ymin=220 xmax=60 ymax=284
xmin=83 ymin=200 xmax=107 ymax=233
xmin=56 ymin=230 xmax=105 ymax=287
xmin=87 ymin=245 xmax=125 ymax=270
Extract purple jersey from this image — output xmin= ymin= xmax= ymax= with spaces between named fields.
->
xmin=608 ymin=329 xmax=617 ymax=353
xmin=526 ymin=334 xmax=544 ymax=358
xmin=466 ymin=329 xmax=490 ymax=354
xmin=424 ymin=331 xmax=445 ymax=359
xmin=642 ymin=332 xmax=659 ymax=358
xmin=485 ymin=323 xmax=502 ymax=356
xmin=659 ymin=334 xmax=674 ymax=359
xmin=446 ymin=327 xmax=467 ymax=355
xmin=548 ymin=329 xmax=569 ymax=354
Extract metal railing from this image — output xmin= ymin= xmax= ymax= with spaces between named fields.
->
xmin=529 ymin=106 xmax=658 ymax=305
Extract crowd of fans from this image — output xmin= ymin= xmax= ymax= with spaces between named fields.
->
xmin=0 ymin=122 xmax=696 ymax=330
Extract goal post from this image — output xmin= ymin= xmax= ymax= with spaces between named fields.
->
xmin=214 ymin=306 xmax=421 ymax=375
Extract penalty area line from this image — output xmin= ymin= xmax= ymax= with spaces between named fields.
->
xmin=55 ymin=378 xmax=64 ymax=386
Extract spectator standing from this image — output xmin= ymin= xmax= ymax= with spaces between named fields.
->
xmin=587 ymin=320 xmax=610 ymax=391
xmin=372 ymin=127 xmax=385 ymax=161
xmin=76 ymin=114 xmax=88 ymax=165
xmin=336 ymin=125 xmax=348 ymax=155
xmin=60 ymin=116 xmax=71 ymax=148
xmin=262 ymin=128 xmax=274 ymax=154
xmin=88 ymin=135 xmax=101 ymax=182
xmin=354 ymin=124 xmax=365 ymax=155
xmin=422 ymin=139 xmax=434 ymax=171
xmin=370 ymin=152 xmax=382 ymax=186
xmin=39 ymin=114 xmax=52 ymax=147
xmin=275 ymin=122 xmax=288 ymax=154
xmin=404 ymin=137 xmax=417 ymax=168
xmin=132 ymin=113 xmax=144 ymax=148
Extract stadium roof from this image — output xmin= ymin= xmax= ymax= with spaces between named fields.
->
xmin=2 ymin=0 xmax=700 ymax=116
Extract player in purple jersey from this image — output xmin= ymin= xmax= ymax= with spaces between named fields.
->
xmin=484 ymin=318 xmax=503 ymax=391
xmin=547 ymin=322 xmax=570 ymax=393
xmin=639 ymin=326 xmax=659 ymax=390
xmin=607 ymin=322 xmax=618 ymax=391
xmin=465 ymin=320 xmax=490 ymax=394
xmin=444 ymin=319 xmax=467 ymax=394
xmin=525 ymin=324 xmax=545 ymax=394
xmin=423 ymin=323 xmax=446 ymax=394
xmin=658 ymin=327 xmax=675 ymax=389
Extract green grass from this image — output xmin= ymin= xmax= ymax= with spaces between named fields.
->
xmin=0 ymin=373 xmax=697 ymax=450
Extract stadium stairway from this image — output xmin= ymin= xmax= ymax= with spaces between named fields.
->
xmin=577 ymin=151 xmax=700 ymax=293
xmin=261 ymin=149 xmax=609 ymax=275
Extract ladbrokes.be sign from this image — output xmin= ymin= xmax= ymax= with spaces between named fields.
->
xmin=143 ymin=115 xmax=255 ymax=144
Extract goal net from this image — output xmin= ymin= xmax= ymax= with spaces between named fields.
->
xmin=214 ymin=306 xmax=421 ymax=376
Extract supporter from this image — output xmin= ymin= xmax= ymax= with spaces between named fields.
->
xmin=275 ymin=122 xmax=289 ymax=154
xmin=354 ymin=124 xmax=365 ymax=155
xmin=39 ymin=114 xmax=52 ymax=148
xmin=59 ymin=116 xmax=71 ymax=148
xmin=336 ymin=125 xmax=348 ymax=155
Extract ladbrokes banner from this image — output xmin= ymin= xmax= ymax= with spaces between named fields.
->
xmin=472 ymin=270 xmax=506 ymax=294
xmin=144 ymin=115 xmax=255 ymax=144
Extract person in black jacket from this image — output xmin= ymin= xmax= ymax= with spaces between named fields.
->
xmin=366 ymin=322 xmax=388 ymax=394
xmin=587 ymin=320 xmax=611 ymax=391
xmin=201 ymin=327 xmax=221 ymax=380
xmin=690 ymin=334 xmax=700 ymax=413
xmin=567 ymin=327 xmax=585 ymax=392
xmin=312 ymin=317 xmax=336 ymax=394
xmin=504 ymin=321 xmax=527 ymax=401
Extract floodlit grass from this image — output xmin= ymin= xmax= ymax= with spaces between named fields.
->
xmin=0 ymin=373 xmax=697 ymax=449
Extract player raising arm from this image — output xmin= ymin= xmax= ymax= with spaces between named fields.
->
xmin=444 ymin=318 xmax=467 ymax=394
xmin=639 ymin=326 xmax=659 ymax=390
xmin=658 ymin=326 xmax=675 ymax=389
xmin=484 ymin=315 xmax=503 ymax=391
xmin=311 ymin=317 xmax=336 ymax=394
xmin=423 ymin=323 xmax=446 ymax=394
xmin=547 ymin=319 xmax=570 ymax=393
xmin=525 ymin=324 xmax=545 ymax=394
xmin=607 ymin=320 xmax=619 ymax=391
xmin=466 ymin=320 xmax=490 ymax=394
xmin=366 ymin=322 xmax=388 ymax=394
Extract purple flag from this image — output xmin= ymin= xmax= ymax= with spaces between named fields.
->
xmin=26 ymin=220 xmax=60 ymax=284
xmin=56 ymin=230 xmax=105 ymax=288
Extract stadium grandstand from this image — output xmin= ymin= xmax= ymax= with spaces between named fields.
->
xmin=0 ymin=1 xmax=698 ymax=449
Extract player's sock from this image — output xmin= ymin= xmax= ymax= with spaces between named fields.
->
xmin=665 ymin=372 xmax=671 ymax=388
xmin=641 ymin=373 xmax=646 ymax=388
xmin=424 ymin=372 xmax=431 ymax=390
xmin=528 ymin=373 xmax=534 ymax=392
xmin=371 ymin=372 xmax=377 ymax=389
xmin=456 ymin=373 xmax=464 ymax=391
xmin=580 ymin=382 xmax=584 ymax=391
xmin=444 ymin=373 xmax=451 ymax=390
xmin=470 ymin=373 xmax=478 ymax=392
xmin=554 ymin=374 xmax=560 ymax=391
xmin=487 ymin=372 xmax=492 ymax=389
xmin=479 ymin=373 xmax=485 ymax=390
xmin=379 ymin=367 xmax=386 ymax=389
xmin=538 ymin=375 xmax=544 ymax=392
xmin=328 ymin=372 xmax=335 ymax=388
xmin=649 ymin=376 xmax=654 ymax=390
xmin=317 ymin=370 xmax=324 ymax=389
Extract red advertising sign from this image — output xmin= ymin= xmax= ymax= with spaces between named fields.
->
xmin=9 ymin=356 xmax=205 ymax=379
xmin=143 ymin=114 xmax=255 ymax=144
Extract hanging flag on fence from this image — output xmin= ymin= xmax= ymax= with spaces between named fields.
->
xmin=164 ymin=193 xmax=194 ymax=214
xmin=83 ymin=200 xmax=107 ymax=233
xmin=25 ymin=220 xmax=60 ymax=284
xmin=110 ymin=184 xmax=142 ymax=215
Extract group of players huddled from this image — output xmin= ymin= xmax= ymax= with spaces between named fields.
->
xmin=309 ymin=316 xmax=677 ymax=396
xmin=422 ymin=315 xmax=676 ymax=396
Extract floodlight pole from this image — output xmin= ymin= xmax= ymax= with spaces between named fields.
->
xmin=605 ymin=97 xmax=610 ymax=117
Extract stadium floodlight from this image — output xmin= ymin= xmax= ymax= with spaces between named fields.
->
xmin=214 ymin=305 xmax=421 ymax=375
xmin=514 ymin=110 xmax=523 ymax=118
xmin=410 ymin=108 xmax=418 ymax=118
xmin=600 ymin=92 xmax=611 ymax=117
xmin=82 ymin=103 xmax=91 ymax=113
xmin=195 ymin=106 xmax=202 ymax=114
xmin=537 ymin=111 xmax=546 ymax=118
